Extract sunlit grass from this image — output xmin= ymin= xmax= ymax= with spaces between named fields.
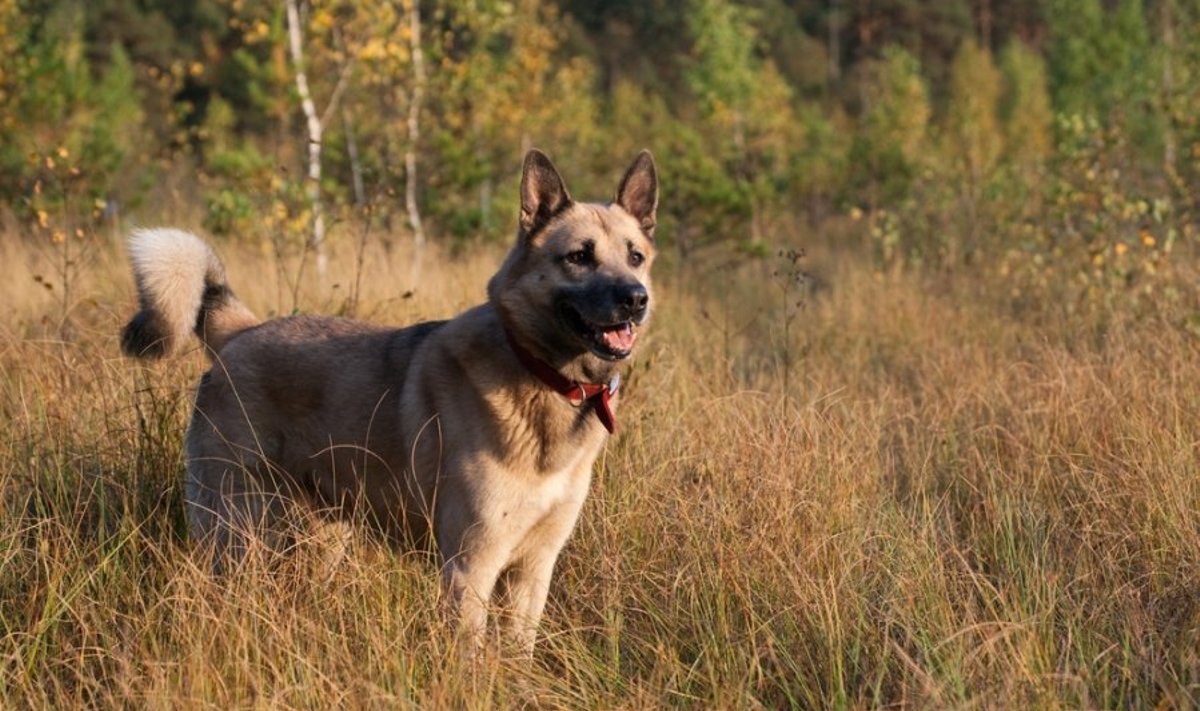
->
xmin=0 ymin=226 xmax=1197 ymax=708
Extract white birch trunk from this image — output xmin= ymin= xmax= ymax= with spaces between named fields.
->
xmin=285 ymin=0 xmax=328 ymax=278
xmin=405 ymin=0 xmax=426 ymax=281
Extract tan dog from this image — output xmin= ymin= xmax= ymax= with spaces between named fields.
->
xmin=120 ymin=150 xmax=658 ymax=649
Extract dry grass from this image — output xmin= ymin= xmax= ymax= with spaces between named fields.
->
xmin=1 ymin=224 xmax=1198 ymax=709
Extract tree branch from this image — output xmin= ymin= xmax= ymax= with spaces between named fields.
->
xmin=320 ymin=57 xmax=357 ymax=130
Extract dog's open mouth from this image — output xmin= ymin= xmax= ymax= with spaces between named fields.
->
xmin=559 ymin=302 xmax=637 ymax=360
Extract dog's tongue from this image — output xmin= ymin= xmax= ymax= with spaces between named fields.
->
xmin=600 ymin=323 xmax=635 ymax=352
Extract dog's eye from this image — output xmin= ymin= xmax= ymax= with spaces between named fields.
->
xmin=629 ymin=250 xmax=645 ymax=267
xmin=564 ymin=249 xmax=591 ymax=266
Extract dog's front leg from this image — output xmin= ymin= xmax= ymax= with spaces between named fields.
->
xmin=437 ymin=498 xmax=511 ymax=649
xmin=441 ymin=554 xmax=506 ymax=647
xmin=502 ymin=552 xmax=559 ymax=654
xmin=502 ymin=491 xmax=590 ymax=654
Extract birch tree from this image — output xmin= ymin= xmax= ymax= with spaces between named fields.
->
xmin=284 ymin=0 xmax=353 ymax=279
xmin=405 ymin=0 xmax=425 ymax=250
xmin=404 ymin=0 xmax=426 ymax=284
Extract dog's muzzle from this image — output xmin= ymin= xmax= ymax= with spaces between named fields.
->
xmin=557 ymin=281 xmax=649 ymax=361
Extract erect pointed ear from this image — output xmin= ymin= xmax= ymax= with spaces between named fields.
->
xmin=615 ymin=149 xmax=658 ymax=238
xmin=519 ymin=149 xmax=572 ymax=239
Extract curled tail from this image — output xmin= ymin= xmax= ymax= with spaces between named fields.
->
xmin=120 ymin=228 xmax=260 ymax=360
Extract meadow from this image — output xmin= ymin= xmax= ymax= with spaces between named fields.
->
xmin=0 ymin=216 xmax=1197 ymax=709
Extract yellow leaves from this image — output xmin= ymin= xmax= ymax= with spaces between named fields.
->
xmin=35 ymin=210 xmax=49 ymax=229
xmin=311 ymin=7 xmax=336 ymax=32
xmin=357 ymin=37 xmax=408 ymax=64
xmin=287 ymin=213 xmax=309 ymax=235
xmin=1139 ymin=230 xmax=1156 ymax=248
xmin=245 ymin=19 xmax=270 ymax=44
xmin=1114 ymin=242 xmax=1128 ymax=257
xmin=359 ymin=37 xmax=385 ymax=62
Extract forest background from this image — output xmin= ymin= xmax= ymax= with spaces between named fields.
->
xmin=5 ymin=0 xmax=1200 ymax=284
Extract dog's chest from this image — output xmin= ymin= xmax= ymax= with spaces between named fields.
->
xmin=486 ymin=452 xmax=594 ymax=536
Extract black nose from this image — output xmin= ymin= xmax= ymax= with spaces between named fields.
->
xmin=618 ymin=284 xmax=649 ymax=318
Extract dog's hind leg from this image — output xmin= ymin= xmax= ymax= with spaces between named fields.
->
xmin=184 ymin=459 xmax=295 ymax=574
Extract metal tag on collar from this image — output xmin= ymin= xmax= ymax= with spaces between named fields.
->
xmin=608 ymin=372 xmax=621 ymax=396
xmin=566 ymin=384 xmax=586 ymax=407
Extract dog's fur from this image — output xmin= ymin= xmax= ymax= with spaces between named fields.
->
xmin=120 ymin=150 xmax=658 ymax=649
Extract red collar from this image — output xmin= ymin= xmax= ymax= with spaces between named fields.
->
xmin=502 ymin=327 xmax=620 ymax=433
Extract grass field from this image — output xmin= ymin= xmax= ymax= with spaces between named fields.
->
xmin=0 ymin=224 xmax=1198 ymax=709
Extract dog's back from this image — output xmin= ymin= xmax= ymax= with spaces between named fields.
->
xmin=121 ymin=228 xmax=449 ymax=549
xmin=186 ymin=315 xmax=448 ymax=541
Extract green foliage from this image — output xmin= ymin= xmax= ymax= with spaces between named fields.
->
xmin=1039 ymin=114 xmax=1177 ymax=311
xmin=852 ymin=18 xmax=1194 ymax=318
xmin=1045 ymin=0 xmax=1157 ymax=154
xmin=849 ymin=46 xmax=931 ymax=205
xmin=0 ymin=4 xmax=148 ymax=210
xmin=686 ymin=0 xmax=759 ymax=121
xmin=423 ymin=0 xmax=603 ymax=242
xmin=602 ymin=78 xmax=749 ymax=254
xmin=683 ymin=0 xmax=799 ymax=242
xmin=84 ymin=43 xmax=145 ymax=194
xmin=0 ymin=0 xmax=1194 ymax=313
xmin=999 ymin=40 xmax=1053 ymax=171
xmin=1044 ymin=0 xmax=1107 ymax=117
xmin=787 ymin=103 xmax=849 ymax=210
xmin=944 ymin=39 xmax=1003 ymax=184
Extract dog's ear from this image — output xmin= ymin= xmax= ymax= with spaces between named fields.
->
xmin=519 ymin=149 xmax=572 ymax=239
xmin=615 ymin=150 xmax=658 ymax=239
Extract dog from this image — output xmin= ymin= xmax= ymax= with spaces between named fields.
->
xmin=120 ymin=149 xmax=658 ymax=650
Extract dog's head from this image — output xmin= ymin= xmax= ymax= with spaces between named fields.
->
xmin=489 ymin=149 xmax=658 ymax=380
